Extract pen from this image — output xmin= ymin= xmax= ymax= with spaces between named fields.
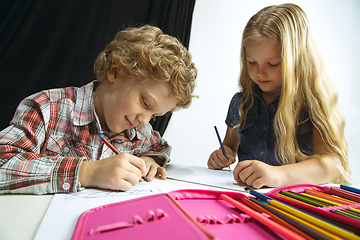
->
xmin=99 ymin=134 xmax=148 ymax=182
xmin=214 ymin=126 xmax=231 ymax=170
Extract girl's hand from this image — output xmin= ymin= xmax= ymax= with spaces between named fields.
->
xmin=140 ymin=156 xmax=167 ymax=181
xmin=78 ymin=153 xmax=147 ymax=191
xmin=233 ymin=160 xmax=285 ymax=189
xmin=208 ymin=149 xmax=236 ymax=170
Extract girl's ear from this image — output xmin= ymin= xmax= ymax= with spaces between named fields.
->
xmin=107 ymin=64 xmax=119 ymax=83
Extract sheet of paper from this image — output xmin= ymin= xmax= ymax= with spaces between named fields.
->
xmin=34 ymin=179 xmax=174 ymax=240
xmin=167 ymin=166 xmax=272 ymax=193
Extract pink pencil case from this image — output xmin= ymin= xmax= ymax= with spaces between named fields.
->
xmin=266 ymin=184 xmax=360 ymax=231
xmin=71 ymin=189 xmax=282 ymax=240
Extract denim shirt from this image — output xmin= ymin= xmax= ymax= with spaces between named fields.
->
xmin=225 ymin=86 xmax=313 ymax=166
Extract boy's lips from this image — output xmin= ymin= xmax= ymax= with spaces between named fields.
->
xmin=125 ymin=116 xmax=133 ymax=128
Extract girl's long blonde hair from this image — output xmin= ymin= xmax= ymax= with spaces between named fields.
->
xmin=238 ymin=3 xmax=351 ymax=184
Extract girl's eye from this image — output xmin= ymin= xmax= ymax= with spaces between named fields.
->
xmin=269 ymin=63 xmax=279 ymax=67
xmin=248 ymin=61 xmax=256 ymax=65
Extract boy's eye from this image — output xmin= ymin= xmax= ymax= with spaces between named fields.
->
xmin=142 ymin=98 xmax=150 ymax=108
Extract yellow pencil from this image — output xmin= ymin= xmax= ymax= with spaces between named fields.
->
xmin=267 ymin=199 xmax=360 ymax=240
xmin=267 ymin=204 xmax=342 ymax=240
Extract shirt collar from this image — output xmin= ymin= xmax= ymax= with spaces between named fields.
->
xmin=72 ymin=81 xmax=97 ymax=127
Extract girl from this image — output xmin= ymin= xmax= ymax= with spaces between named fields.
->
xmin=207 ymin=3 xmax=351 ymax=189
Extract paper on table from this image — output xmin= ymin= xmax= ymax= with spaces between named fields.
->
xmin=34 ymin=179 xmax=174 ymax=240
xmin=167 ymin=166 xmax=271 ymax=193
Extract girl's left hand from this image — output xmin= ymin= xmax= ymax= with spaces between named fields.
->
xmin=233 ymin=160 xmax=284 ymax=189
xmin=140 ymin=156 xmax=167 ymax=181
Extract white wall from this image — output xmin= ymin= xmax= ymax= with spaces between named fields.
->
xmin=164 ymin=0 xmax=360 ymax=185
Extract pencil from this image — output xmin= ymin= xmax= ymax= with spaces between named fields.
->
xmin=267 ymin=199 xmax=360 ymax=240
xmin=324 ymin=186 xmax=360 ymax=203
xmin=214 ymin=126 xmax=231 ymax=170
xmin=280 ymin=191 xmax=327 ymax=207
xmin=250 ymin=198 xmax=335 ymax=240
xmin=304 ymin=189 xmax=357 ymax=205
xmin=99 ymin=135 xmax=148 ymax=182
xmin=340 ymin=184 xmax=360 ymax=195
xmin=241 ymin=197 xmax=315 ymax=240
xmin=220 ymin=194 xmax=305 ymax=240
xmin=266 ymin=204 xmax=342 ymax=240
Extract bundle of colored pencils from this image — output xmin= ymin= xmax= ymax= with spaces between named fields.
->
xmin=220 ymin=184 xmax=360 ymax=240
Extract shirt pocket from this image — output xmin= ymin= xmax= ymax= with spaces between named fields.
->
xmin=238 ymin=117 xmax=257 ymax=153
xmin=44 ymin=135 xmax=93 ymax=159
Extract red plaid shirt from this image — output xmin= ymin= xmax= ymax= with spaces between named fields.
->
xmin=0 ymin=81 xmax=171 ymax=194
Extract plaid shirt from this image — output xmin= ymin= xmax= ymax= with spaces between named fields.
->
xmin=0 ymin=81 xmax=171 ymax=194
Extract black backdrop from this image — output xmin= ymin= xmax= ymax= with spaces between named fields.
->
xmin=0 ymin=0 xmax=196 ymax=136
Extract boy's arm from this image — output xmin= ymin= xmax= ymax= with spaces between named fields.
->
xmin=0 ymin=94 xmax=84 ymax=195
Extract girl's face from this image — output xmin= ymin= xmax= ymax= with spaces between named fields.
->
xmin=94 ymin=67 xmax=178 ymax=135
xmin=245 ymin=38 xmax=282 ymax=104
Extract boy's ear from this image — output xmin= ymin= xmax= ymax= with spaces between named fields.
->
xmin=107 ymin=64 xmax=119 ymax=83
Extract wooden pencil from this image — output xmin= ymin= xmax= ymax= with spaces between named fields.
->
xmin=267 ymin=204 xmax=342 ymax=240
xmin=267 ymin=199 xmax=360 ymax=240
xmin=220 ymin=194 xmax=305 ymax=240
xmin=249 ymin=198 xmax=331 ymax=240
xmin=241 ymin=197 xmax=315 ymax=240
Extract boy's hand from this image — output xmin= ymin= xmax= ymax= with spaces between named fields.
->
xmin=140 ymin=156 xmax=166 ymax=181
xmin=78 ymin=153 xmax=147 ymax=191
xmin=233 ymin=160 xmax=284 ymax=189
xmin=207 ymin=149 xmax=236 ymax=170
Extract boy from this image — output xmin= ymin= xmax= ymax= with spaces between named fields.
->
xmin=0 ymin=25 xmax=197 ymax=194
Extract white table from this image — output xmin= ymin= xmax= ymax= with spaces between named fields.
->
xmin=0 ymin=164 xmax=238 ymax=240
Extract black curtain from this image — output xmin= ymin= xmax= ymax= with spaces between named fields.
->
xmin=0 ymin=0 xmax=195 ymax=136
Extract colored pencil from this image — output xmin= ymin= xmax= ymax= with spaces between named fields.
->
xmin=267 ymin=199 xmax=360 ymax=240
xmin=249 ymin=198 xmax=334 ymax=240
xmin=267 ymin=204 xmax=342 ymax=240
xmin=242 ymin=197 xmax=316 ymax=240
xmin=99 ymin=135 xmax=148 ymax=182
xmin=304 ymin=189 xmax=356 ymax=205
xmin=280 ymin=191 xmax=327 ymax=207
xmin=276 ymin=193 xmax=314 ymax=207
xmin=214 ymin=126 xmax=231 ymax=170
xmin=324 ymin=186 xmax=360 ymax=203
xmin=220 ymin=194 xmax=305 ymax=240
xmin=341 ymin=184 xmax=360 ymax=195
xmin=249 ymin=189 xmax=273 ymax=201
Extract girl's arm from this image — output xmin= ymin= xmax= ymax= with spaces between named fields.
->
xmin=233 ymin=125 xmax=342 ymax=188
xmin=208 ymin=126 xmax=239 ymax=169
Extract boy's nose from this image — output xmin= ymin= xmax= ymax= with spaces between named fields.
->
xmin=137 ymin=113 xmax=153 ymax=126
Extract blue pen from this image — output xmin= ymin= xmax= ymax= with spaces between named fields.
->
xmin=214 ymin=126 xmax=231 ymax=169
xmin=340 ymin=184 xmax=360 ymax=195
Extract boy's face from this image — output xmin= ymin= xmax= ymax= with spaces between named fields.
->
xmin=245 ymin=38 xmax=282 ymax=102
xmin=94 ymin=71 xmax=178 ymax=135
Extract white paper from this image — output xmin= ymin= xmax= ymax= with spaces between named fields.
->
xmin=167 ymin=166 xmax=271 ymax=193
xmin=34 ymin=179 xmax=175 ymax=240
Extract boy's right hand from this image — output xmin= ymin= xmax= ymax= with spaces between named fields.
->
xmin=78 ymin=153 xmax=147 ymax=191
xmin=207 ymin=149 xmax=236 ymax=170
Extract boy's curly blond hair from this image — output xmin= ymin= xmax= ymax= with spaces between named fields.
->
xmin=94 ymin=25 xmax=197 ymax=111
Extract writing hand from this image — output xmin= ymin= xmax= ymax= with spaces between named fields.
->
xmin=208 ymin=149 xmax=236 ymax=170
xmin=78 ymin=153 xmax=147 ymax=191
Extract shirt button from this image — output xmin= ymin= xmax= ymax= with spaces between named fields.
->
xmin=63 ymin=147 xmax=70 ymax=153
xmin=259 ymin=151 xmax=264 ymax=157
xmin=262 ymin=126 xmax=267 ymax=131
xmin=62 ymin=182 xmax=71 ymax=190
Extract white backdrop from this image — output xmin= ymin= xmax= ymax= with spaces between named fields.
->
xmin=164 ymin=0 xmax=360 ymax=185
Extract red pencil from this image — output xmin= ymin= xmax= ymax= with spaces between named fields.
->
xmin=99 ymin=135 xmax=148 ymax=182
xmin=324 ymin=186 xmax=360 ymax=203
xmin=220 ymin=194 xmax=305 ymax=240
